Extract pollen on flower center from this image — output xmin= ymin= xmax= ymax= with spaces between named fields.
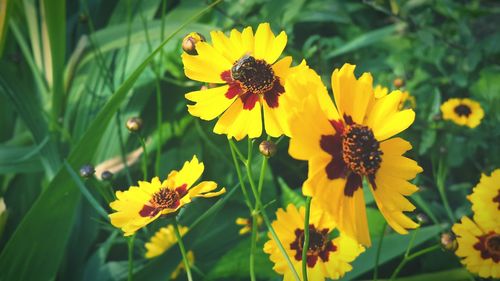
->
xmin=139 ymin=188 xmax=181 ymax=217
xmin=454 ymin=104 xmax=472 ymax=117
xmin=231 ymin=55 xmax=275 ymax=94
xmin=289 ymin=225 xmax=336 ymax=267
xmin=342 ymin=124 xmax=383 ymax=176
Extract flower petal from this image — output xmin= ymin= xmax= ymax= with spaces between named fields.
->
xmin=213 ymin=98 xmax=263 ymax=140
xmin=186 ymin=85 xmax=237 ymax=120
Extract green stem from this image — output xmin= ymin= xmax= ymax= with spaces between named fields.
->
xmin=228 ymin=139 xmax=253 ymax=210
xmin=436 ymin=157 xmax=454 ymax=223
xmin=115 ymin=112 xmax=133 ymax=185
xmin=173 ymin=219 xmax=193 ymax=281
xmin=250 ymin=214 xmax=258 ymax=281
xmin=373 ymin=222 xmax=387 ymax=281
xmin=138 ymin=134 xmax=148 ymax=180
xmin=243 ymin=139 xmax=301 ymax=281
xmin=302 ymin=197 xmax=312 ymax=281
xmin=257 ymin=154 xmax=268 ymax=196
xmin=127 ymin=234 xmax=135 ymax=281
xmin=389 ymin=244 xmax=441 ymax=280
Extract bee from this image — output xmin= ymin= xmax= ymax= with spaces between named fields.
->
xmin=231 ymin=54 xmax=256 ymax=81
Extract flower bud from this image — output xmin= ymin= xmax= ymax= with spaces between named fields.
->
xmin=416 ymin=213 xmax=428 ymax=225
xmin=126 ymin=117 xmax=143 ymax=132
xmin=79 ymin=164 xmax=95 ymax=178
xmin=441 ymin=232 xmax=458 ymax=251
xmin=259 ymin=140 xmax=277 ymax=157
xmin=393 ymin=78 xmax=405 ymax=88
xmin=101 ymin=171 xmax=114 ymax=181
xmin=182 ymin=32 xmax=206 ymax=55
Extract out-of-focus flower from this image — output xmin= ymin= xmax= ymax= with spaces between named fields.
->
xmin=235 ymin=215 xmax=263 ymax=235
xmin=264 ymin=203 xmax=364 ymax=281
xmin=440 ymin=98 xmax=484 ymax=128
xmin=288 ymin=63 xmax=422 ymax=246
xmin=109 ymin=156 xmax=225 ymax=236
xmin=468 ymin=169 xmax=500 ymax=229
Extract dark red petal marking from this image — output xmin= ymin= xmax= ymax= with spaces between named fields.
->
xmin=139 ymin=205 xmax=160 ymax=217
xmin=473 ymin=232 xmax=500 ymax=262
xmin=343 ymin=114 xmax=354 ymax=125
xmin=241 ymin=92 xmax=260 ymax=110
xmin=221 ymin=70 xmax=243 ymax=99
xmin=368 ymin=174 xmax=377 ymax=190
xmin=330 ymin=119 xmax=345 ymax=135
xmin=320 ymin=135 xmax=341 ymax=156
xmin=289 ymin=225 xmax=336 ymax=268
xmin=175 ymin=184 xmax=188 ymax=198
xmin=344 ymin=173 xmax=362 ymax=197
xmin=263 ymin=80 xmax=285 ymax=108
xmin=493 ymin=190 xmax=500 ymax=210
xmin=325 ymin=158 xmax=348 ymax=180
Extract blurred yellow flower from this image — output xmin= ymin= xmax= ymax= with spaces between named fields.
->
xmin=182 ymin=23 xmax=302 ymax=140
xmin=109 ymin=156 xmax=225 ymax=236
xmin=235 ymin=215 xmax=263 ymax=235
xmin=263 ymin=204 xmax=364 ymax=281
xmin=468 ymin=169 xmax=500 ymax=231
xmin=452 ymin=217 xmax=500 ymax=278
xmin=144 ymin=225 xmax=195 ymax=279
xmin=288 ymin=63 xmax=422 ymax=246
xmin=441 ymin=98 xmax=484 ymax=128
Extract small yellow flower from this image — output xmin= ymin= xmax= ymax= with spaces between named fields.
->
xmin=235 ymin=215 xmax=263 ymax=235
xmin=144 ymin=225 xmax=195 ymax=279
xmin=400 ymin=90 xmax=416 ymax=109
xmin=288 ymin=64 xmax=422 ymax=246
xmin=452 ymin=217 xmax=500 ymax=278
xmin=440 ymin=98 xmax=484 ymax=128
xmin=109 ymin=156 xmax=225 ymax=236
xmin=182 ymin=22 xmax=303 ymax=140
xmin=468 ymin=169 xmax=500 ymax=230
xmin=264 ymin=203 xmax=364 ymax=281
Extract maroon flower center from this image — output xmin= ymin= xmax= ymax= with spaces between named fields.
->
xmin=474 ymin=232 xmax=500 ymax=263
xmin=320 ymin=115 xmax=382 ymax=197
xmin=342 ymin=124 xmax=382 ymax=176
xmin=454 ymin=104 xmax=472 ymax=117
xmin=139 ymin=184 xmax=187 ymax=217
xmin=289 ymin=225 xmax=336 ymax=267
xmin=220 ymin=55 xmax=285 ymax=110
xmin=493 ymin=190 xmax=500 ymax=210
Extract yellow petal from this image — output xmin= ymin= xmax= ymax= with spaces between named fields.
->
xmin=174 ymin=155 xmax=204 ymax=189
xmin=213 ymin=98 xmax=263 ymax=140
xmin=186 ymin=85 xmax=236 ymax=121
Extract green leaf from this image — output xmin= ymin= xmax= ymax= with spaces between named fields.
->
xmin=343 ymin=225 xmax=442 ymax=281
xmin=366 ymin=207 xmax=385 ymax=237
xmin=0 ymin=3 xmax=219 ymax=279
xmin=205 ymin=235 xmax=275 ymax=280
xmin=0 ymin=0 xmax=11 ymax=58
xmin=278 ymin=177 xmax=305 ymax=208
xmin=325 ymin=24 xmax=404 ymax=59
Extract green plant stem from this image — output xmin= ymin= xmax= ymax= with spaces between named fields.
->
xmin=243 ymin=138 xmax=301 ymax=281
xmin=173 ymin=219 xmax=193 ymax=281
xmin=302 ymin=197 xmax=312 ymax=281
xmin=127 ymin=234 xmax=135 ymax=281
xmin=115 ymin=112 xmax=133 ymax=185
xmin=137 ymin=133 xmax=148 ymax=180
xmin=373 ymin=222 xmax=387 ymax=281
xmin=228 ymin=139 xmax=253 ymax=210
xmin=389 ymin=244 xmax=441 ymax=280
xmin=250 ymin=214 xmax=258 ymax=281
xmin=436 ymin=157 xmax=454 ymax=223
xmin=257 ymin=154 xmax=268 ymax=196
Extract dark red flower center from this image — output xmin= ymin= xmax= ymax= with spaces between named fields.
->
xmin=139 ymin=184 xmax=187 ymax=217
xmin=221 ymin=55 xmax=285 ymax=110
xmin=493 ymin=190 xmax=500 ymax=210
xmin=320 ymin=115 xmax=383 ymax=196
xmin=474 ymin=232 xmax=500 ymax=263
xmin=454 ymin=104 xmax=472 ymax=117
xmin=289 ymin=225 xmax=336 ymax=268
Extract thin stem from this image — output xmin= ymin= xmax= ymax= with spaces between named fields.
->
xmin=228 ymin=139 xmax=253 ymax=210
xmin=127 ymin=234 xmax=135 ymax=281
xmin=250 ymin=214 xmax=258 ymax=281
xmin=257 ymin=154 xmax=268 ymax=196
xmin=373 ymin=222 xmax=387 ymax=281
xmin=173 ymin=219 xmax=193 ymax=281
xmin=243 ymin=139 xmax=301 ymax=281
xmin=137 ymin=133 xmax=148 ymax=180
xmin=229 ymin=138 xmax=246 ymax=164
xmin=302 ymin=197 xmax=312 ymax=281
xmin=436 ymin=157 xmax=454 ymax=223
xmin=115 ymin=112 xmax=133 ymax=185
xmin=389 ymin=244 xmax=441 ymax=280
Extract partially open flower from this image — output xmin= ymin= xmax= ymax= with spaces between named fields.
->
xmin=259 ymin=140 xmax=277 ymax=157
xmin=393 ymin=78 xmax=405 ymax=88
xmin=441 ymin=232 xmax=458 ymax=251
xmin=182 ymin=32 xmax=206 ymax=55
xmin=109 ymin=156 xmax=225 ymax=236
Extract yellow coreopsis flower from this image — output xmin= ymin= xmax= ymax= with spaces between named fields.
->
xmin=468 ymin=169 xmax=500 ymax=228
xmin=144 ymin=225 xmax=195 ymax=279
xmin=235 ymin=215 xmax=263 ymax=235
xmin=263 ymin=204 xmax=364 ymax=281
xmin=109 ymin=156 xmax=225 ymax=236
xmin=452 ymin=217 xmax=500 ymax=278
xmin=182 ymin=23 xmax=301 ymax=140
xmin=440 ymin=98 xmax=484 ymax=128
xmin=288 ymin=63 xmax=422 ymax=246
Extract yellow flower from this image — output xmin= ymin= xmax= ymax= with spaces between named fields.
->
xmin=288 ymin=63 xmax=422 ymax=246
xmin=263 ymin=203 xmax=364 ymax=281
xmin=468 ymin=169 xmax=500 ymax=230
xmin=452 ymin=216 xmax=500 ymax=278
xmin=144 ymin=225 xmax=195 ymax=279
xmin=374 ymin=85 xmax=388 ymax=99
xmin=182 ymin=23 xmax=300 ymax=140
xmin=440 ymin=98 xmax=484 ymax=128
xmin=400 ymin=90 xmax=416 ymax=109
xmin=109 ymin=156 xmax=225 ymax=236
xmin=235 ymin=215 xmax=263 ymax=235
